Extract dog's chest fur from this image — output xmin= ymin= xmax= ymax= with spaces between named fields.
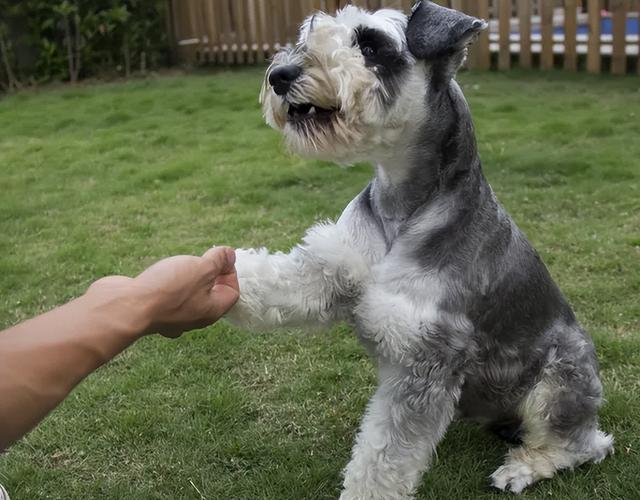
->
xmin=338 ymin=186 xmax=447 ymax=357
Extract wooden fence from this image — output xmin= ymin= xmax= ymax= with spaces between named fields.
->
xmin=168 ymin=1 xmax=640 ymax=75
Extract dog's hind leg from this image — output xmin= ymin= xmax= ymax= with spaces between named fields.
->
xmin=490 ymin=358 xmax=614 ymax=494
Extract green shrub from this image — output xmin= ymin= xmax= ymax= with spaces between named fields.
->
xmin=0 ymin=0 xmax=169 ymax=89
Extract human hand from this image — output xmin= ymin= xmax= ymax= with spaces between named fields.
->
xmin=88 ymin=247 xmax=239 ymax=338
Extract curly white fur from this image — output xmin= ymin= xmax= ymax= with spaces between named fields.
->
xmin=226 ymin=222 xmax=369 ymax=331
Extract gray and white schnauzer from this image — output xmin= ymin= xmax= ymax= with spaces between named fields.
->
xmin=226 ymin=1 xmax=613 ymax=497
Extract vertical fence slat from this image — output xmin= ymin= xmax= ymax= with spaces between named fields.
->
xmin=203 ymin=0 xmax=215 ymax=63
xmin=186 ymin=0 xmax=200 ymax=63
xmin=255 ymin=0 xmax=266 ymax=62
xmin=517 ymin=0 xmax=532 ymax=68
xmin=587 ymin=0 xmax=601 ymax=73
xmin=288 ymin=0 xmax=303 ymax=43
xmin=184 ymin=0 xmax=201 ymax=64
xmin=283 ymin=0 xmax=292 ymax=44
xmin=300 ymin=0 xmax=314 ymax=17
xmin=475 ymin=0 xmax=491 ymax=69
xmin=637 ymin=0 xmax=640 ymax=75
xmin=498 ymin=0 xmax=511 ymax=70
xmin=245 ymin=0 xmax=257 ymax=64
xmin=195 ymin=0 xmax=204 ymax=63
xmin=220 ymin=0 xmax=235 ymax=64
xmin=257 ymin=0 xmax=270 ymax=59
xmin=197 ymin=0 xmax=208 ymax=62
xmin=235 ymin=0 xmax=248 ymax=64
xmin=213 ymin=0 xmax=225 ymax=64
xmin=461 ymin=0 xmax=478 ymax=69
xmin=564 ymin=0 xmax=578 ymax=71
xmin=269 ymin=0 xmax=287 ymax=48
xmin=169 ymin=0 xmax=181 ymax=60
xmin=207 ymin=0 xmax=224 ymax=64
xmin=611 ymin=0 xmax=629 ymax=75
xmin=540 ymin=0 xmax=554 ymax=70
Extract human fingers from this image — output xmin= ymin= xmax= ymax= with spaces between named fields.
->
xmin=209 ymin=282 xmax=240 ymax=319
xmin=202 ymin=246 xmax=236 ymax=276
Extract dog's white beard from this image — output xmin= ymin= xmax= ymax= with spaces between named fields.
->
xmin=261 ymin=24 xmax=390 ymax=162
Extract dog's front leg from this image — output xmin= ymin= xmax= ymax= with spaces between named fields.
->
xmin=340 ymin=360 xmax=462 ymax=500
xmin=341 ymin=286 xmax=471 ymax=500
xmin=225 ymin=222 xmax=368 ymax=331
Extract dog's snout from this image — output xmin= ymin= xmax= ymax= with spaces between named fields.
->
xmin=268 ymin=65 xmax=302 ymax=96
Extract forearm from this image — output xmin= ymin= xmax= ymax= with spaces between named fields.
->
xmin=0 ymin=291 xmax=149 ymax=451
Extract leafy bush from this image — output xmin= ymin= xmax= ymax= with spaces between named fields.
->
xmin=0 ymin=0 xmax=169 ymax=89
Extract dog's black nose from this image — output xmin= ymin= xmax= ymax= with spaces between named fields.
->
xmin=268 ymin=65 xmax=302 ymax=96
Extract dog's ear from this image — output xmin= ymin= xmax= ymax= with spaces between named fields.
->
xmin=407 ymin=1 xmax=487 ymax=80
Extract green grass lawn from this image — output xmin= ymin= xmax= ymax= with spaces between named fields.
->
xmin=0 ymin=68 xmax=638 ymax=500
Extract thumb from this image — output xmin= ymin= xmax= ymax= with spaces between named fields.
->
xmin=202 ymin=246 xmax=236 ymax=276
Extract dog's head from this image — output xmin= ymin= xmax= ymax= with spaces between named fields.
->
xmin=261 ymin=1 xmax=486 ymax=163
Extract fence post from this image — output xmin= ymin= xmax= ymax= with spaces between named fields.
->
xmin=611 ymin=0 xmax=629 ymax=75
xmin=235 ymin=0 xmax=248 ymax=64
xmin=540 ymin=0 xmax=554 ymax=70
xmin=587 ymin=0 xmax=601 ymax=73
xmin=564 ymin=0 xmax=578 ymax=71
xmin=188 ymin=0 xmax=202 ymax=63
xmin=165 ymin=0 xmax=177 ymax=65
xmin=202 ymin=0 xmax=214 ymax=63
xmin=257 ymin=0 xmax=270 ymax=60
xmin=273 ymin=0 xmax=285 ymax=48
xmin=476 ymin=0 xmax=491 ymax=70
xmin=460 ymin=0 xmax=486 ymax=70
xmin=498 ymin=0 xmax=511 ymax=70
xmin=636 ymin=0 xmax=640 ymax=75
xmin=517 ymin=0 xmax=532 ymax=68
xmin=247 ymin=0 xmax=259 ymax=64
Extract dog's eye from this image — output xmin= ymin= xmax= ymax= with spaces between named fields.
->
xmin=361 ymin=45 xmax=376 ymax=58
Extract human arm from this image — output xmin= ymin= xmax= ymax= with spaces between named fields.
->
xmin=0 ymin=247 xmax=239 ymax=451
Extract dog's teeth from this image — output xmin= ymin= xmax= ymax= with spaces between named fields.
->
xmin=309 ymin=106 xmax=317 ymax=116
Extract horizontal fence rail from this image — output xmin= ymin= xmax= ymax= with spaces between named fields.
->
xmin=169 ymin=1 xmax=640 ymax=74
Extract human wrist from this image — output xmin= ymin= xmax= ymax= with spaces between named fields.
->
xmin=81 ymin=281 xmax=157 ymax=340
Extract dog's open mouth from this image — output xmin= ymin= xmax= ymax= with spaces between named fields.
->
xmin=287 ymin=103 xmax=338 ymax=125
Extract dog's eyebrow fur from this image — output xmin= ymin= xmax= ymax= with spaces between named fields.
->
xmin=353 ymin=26 xmax=394 ymax=49
xmin=334 ymin=6 xmax=406 ymax=50
xmin=353 ymin=25 xmax=410 ymax=106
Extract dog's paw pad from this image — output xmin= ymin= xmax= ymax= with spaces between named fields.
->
xmin=490 ymin=462 xmax=535 ymax=494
